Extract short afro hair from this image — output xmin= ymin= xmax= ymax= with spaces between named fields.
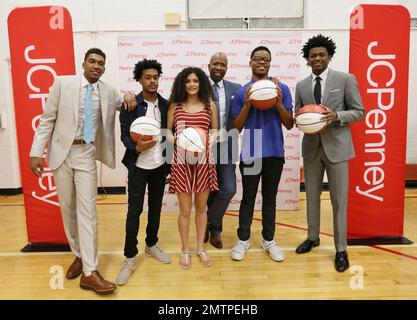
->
xmin=133 ymin=59 xmax=163 ymax=81
xmin=84 ymin=48 xmax=106 ymax=61
xmin=301 ymin=34 xmax=336 ymax=59
xmin=250 ymin=46 xmax=271 ymax=60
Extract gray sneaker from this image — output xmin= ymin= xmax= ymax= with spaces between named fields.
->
xmin=145 ymin=245 xmax=171 ymax=264
xmin=261 ymin=239 xmax=285 ymax=262
xmin=116 ymin=257 xmax=137 ymax=285
xmin=231 ymin=240 xmax=250 ymax=261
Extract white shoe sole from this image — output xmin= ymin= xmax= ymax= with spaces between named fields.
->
xmin=145 ymin=252 xmax=172 ymax=264
xmin=231 ymin=252 xmax=245 ymax=261
xmin=116 ymin=265 xmax=136 ymax=285
xmin=269 ymin=255 xmax=285 ymax=262
xmin=261 ymin=244 xmax=285 ymax=262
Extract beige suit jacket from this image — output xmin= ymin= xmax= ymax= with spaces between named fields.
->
xmin=30 ymin=75 xmax=123 ymax=170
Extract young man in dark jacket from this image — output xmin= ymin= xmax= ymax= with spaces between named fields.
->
xmin=117 ymin=59 xmax=171 ymax=285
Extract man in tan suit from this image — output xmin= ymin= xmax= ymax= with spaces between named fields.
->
xmin=30 ymin=48 xmax=135 ymax=294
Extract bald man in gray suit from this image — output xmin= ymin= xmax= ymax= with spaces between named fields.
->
xmin=294 ymin=34 xmax=365 ymax=272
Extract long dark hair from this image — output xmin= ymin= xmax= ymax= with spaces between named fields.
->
xmin=168 ymin=67 xmax=211 ymax=109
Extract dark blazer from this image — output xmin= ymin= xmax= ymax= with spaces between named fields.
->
xmin=220 ymin=80 xmax=241 ymax=132
xmin=119 ymin=92 xmax=170 ymax=177
xmin=212 ymin=79 xmax=241 ymax=163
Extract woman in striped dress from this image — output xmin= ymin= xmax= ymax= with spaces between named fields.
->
xmin=167 ymin=67 xmax=219 ymax=269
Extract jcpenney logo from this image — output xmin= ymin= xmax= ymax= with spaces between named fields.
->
xmin=200 ymin=40 xmax=222 ymax=45
xmin=171 ymin=39 xmax=193 ymax=45
xmin=142 ymin=41 xmax=163 ymax=46
xmin=25 ymin=45 xmax=59 ymax=207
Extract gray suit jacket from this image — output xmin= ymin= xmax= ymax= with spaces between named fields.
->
xmin=295 ymin=69 xmax=365 ymax=163
xmin=30 ymin=75 xmax=123 ymax=170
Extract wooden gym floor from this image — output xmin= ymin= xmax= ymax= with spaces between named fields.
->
xmin=0 ymin=190 xmax=416 ymax=300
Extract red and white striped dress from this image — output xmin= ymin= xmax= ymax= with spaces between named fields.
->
xmin=169 ymin=104 xmax=219 ymax=194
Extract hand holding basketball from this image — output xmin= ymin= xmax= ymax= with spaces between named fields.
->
xmin=320 ymin=105 xmax=338 ymax=125
xmin=275 ymin=86 xmax=282 ymax=105
xmin=243 ymin=85 xmax=253 ymax=109
xmin=135 ymin=136 xmax=157 ymax=152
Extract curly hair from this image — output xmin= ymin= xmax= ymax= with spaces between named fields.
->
xmin=168 ymin=67 xmax=211 ymax=108
xmin=301 ymin=34 xmax=337 ymax=59
xmin=133 ymin=59 xmax=163 ymax=81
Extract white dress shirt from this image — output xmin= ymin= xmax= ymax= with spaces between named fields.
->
xmin=311 ymin=67 xmax=329 ymax=101
xmin=209 ymin=78 xmax=227 ymax=142
xmin=136 ymin=99 xmax=164 ymax=170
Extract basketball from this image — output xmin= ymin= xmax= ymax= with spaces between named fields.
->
xmin=248 ymin=79 xmax=278 ymax=110
xmin=176 ymin=127 xmax=207 ymax=153
xmin=295 ymin=104 xmax=327 ymax=134
xmin=129 ymin=116 xmax=160 ymax=143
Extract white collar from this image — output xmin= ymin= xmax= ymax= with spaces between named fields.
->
xmin=81 ymin=75 xmax=99 ymax=91
xmin=311 ymin=68 xmax=329 ymax=81
xmin=209 ymin=78 xmax=224 ymax=89
xmin=144 ymin=98 xmax=159 ymax=107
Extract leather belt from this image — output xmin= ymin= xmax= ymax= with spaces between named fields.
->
xmin=73 ymin=139 xmax=88 ymax=145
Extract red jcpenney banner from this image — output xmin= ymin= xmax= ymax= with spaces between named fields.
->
xmin=8 ymin=6 xmax=75 ymax=243
xmin=348 ymin=5 xmax=410 ymax=239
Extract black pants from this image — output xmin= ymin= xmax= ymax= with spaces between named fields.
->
xmin=237 ymin=157 xmax=284 ymax=242
xmin=124 ymin=165 xmax=166 ymax=258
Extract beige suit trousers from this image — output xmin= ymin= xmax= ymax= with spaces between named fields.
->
xmin=53 ymin=143 xmax=98 ymax=273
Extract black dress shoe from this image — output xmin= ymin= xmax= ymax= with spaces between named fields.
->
xmin=204 ymin=224 xmax=210 ymax=243
xmin=295 ymin=238 xmax=320 ymax=254
xmin=209 ymin=233 xmax=223 ymax=249
xmin=335 ymin=251 xmax=349 ymax=272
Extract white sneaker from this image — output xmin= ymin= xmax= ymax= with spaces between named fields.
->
xmin=231 ymin=240 xmax=250 ymax=261
xmin=145 ymin=245 xmax=171 ymax=264
xmin=261 ymin=239 xmax=285 ymax=262
xmin=116 ymin=257 xmax=137 ymax=285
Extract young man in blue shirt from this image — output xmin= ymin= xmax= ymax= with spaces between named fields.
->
xmin=231 ymin=46 xmax=294 ymax=262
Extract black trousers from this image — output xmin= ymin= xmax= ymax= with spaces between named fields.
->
xmin=237 ymin=157 xmax=284 ymax=242
xmin=124 ymin=165 xmax=166 ymax=258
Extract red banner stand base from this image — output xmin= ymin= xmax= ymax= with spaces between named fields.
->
xmin=21 ymin=243 xmax=71 ymax=252
xmin=347 ymin=236 xmax=413 ymax=246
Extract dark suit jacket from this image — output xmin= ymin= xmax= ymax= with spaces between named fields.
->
xmin=212 ymin=79 xmax=241 ymax=163
xmin=119 ymin=92 xmax=170 ymax=177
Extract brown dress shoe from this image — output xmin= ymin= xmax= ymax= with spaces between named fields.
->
xmin=66 ymin=257 xmax=83 ymax=279
xmin=80 ymin=271 xmax=117 ymax=294
xmin=209 ymin=233 xmax=223 ymax=249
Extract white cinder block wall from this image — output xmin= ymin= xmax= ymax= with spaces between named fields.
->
xmin=0 ymin=0 xmax=416 ymax=189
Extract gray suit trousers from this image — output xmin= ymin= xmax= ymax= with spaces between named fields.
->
xmin=304 ymin=146 xmax=348 ymax=252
